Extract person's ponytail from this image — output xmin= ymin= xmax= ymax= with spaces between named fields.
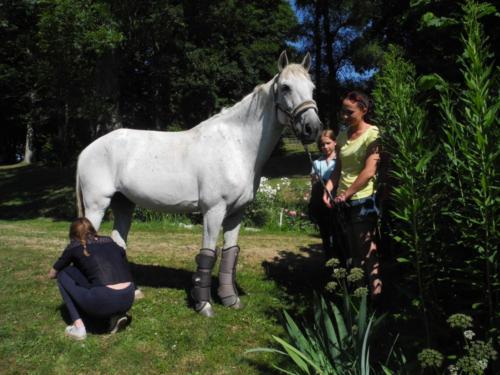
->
xmin=69 ymin=217 xmax=97 ymax=257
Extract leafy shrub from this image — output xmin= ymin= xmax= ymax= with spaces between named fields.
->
xmin=418 ymin=313 xmax=498 ymax=374
xmin=244 ymin=177 xmax=314 ymax=231
xmin=246 ymin=292 xmax=399 ymax=374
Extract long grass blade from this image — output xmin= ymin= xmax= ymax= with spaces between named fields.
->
xmin=245 ymin=347 xmax=288 ymax=356
xmin=360 ymin=315 xmax=374 ymax=375
xmin=273 ymin=335 xmax=323 ymax=374
xmin=357 ymin=294 xmax=367 ymax=344
xmin=284 ymin=310 xmax=311 ymax=354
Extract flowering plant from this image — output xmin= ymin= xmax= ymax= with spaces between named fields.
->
xmin=418 ymin=313 xmax=497 ymax=374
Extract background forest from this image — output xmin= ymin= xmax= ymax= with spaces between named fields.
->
xmin=1 ymin=0 xmax=499 ymax=373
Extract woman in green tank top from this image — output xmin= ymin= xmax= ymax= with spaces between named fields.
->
xmin=322 ymin=91 xmax=382 ymax=299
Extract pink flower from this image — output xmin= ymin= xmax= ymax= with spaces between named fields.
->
xmin=288 ymin=210 xmax=297 ymax=217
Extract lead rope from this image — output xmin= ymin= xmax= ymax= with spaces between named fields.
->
xmin=303 ymin=143 xmax=335 ymax=203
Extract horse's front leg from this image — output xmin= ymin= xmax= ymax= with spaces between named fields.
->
xmin=192 ymin=204 xmax=226 ymax=317
xmin=219 ymin=209 xmax=245 ymax=309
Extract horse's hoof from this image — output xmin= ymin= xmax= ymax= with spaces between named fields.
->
xmin=229 ymin=297 xmax=243 ymax=310
xmin=134 ymin=289 xmax=145 ymax=300
xmin=196 ymin=302 xmax=215 ymax=318
xmin=222 ymin=296 xmax=243 ymax=309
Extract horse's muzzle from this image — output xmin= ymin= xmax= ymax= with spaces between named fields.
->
xmin=297 ymin=114 xmax=322 ymax=144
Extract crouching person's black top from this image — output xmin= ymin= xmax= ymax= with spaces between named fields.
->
xmin=53 ymin=236 xmax=133 ymax=287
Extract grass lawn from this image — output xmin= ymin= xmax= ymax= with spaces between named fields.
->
xmin=0 ymin=219 xmax=324 ymax=374
xmin=0 ymin=154 xmax=326 ymax=374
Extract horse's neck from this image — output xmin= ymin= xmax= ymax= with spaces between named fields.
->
xmin=209 ymin=79 xmax=283 ymax=173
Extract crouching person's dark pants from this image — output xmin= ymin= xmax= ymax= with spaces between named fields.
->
xmin=57 ymin=266 xmax=134 ymax=323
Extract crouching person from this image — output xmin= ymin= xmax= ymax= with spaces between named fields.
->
xmin=49 ymin=217 xmax=135 ymax=340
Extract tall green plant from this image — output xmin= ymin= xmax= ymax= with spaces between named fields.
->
xmin=422 ymin=0 xmax=499 ymax=335
xmin=246 ymin=293 xmax=387 ymax=374
xmin=372 ymin=45 xmax=437 ymax=346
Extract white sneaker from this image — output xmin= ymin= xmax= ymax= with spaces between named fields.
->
xmin=65 ymin=325 xmax=87 ymax=340
xmin=134 ymin=289 xmax=145 ymax=300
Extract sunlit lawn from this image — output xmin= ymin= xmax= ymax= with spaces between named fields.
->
xmin=0 ymin=219 xmax=325 ymax=374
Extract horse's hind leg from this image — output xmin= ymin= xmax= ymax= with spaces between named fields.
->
xmin=84 ymin=196 xmax=112 ymax=232
xmin=218 ymin=209 xmax=245 ymax=309
xmin=110 ymin=193 xmax=135 ymax=249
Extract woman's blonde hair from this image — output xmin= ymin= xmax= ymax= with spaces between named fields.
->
xmin=69 ymin=217 xmax=97 ymax=256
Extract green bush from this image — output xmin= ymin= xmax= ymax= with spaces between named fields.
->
xmin=246 ymin=291 xmax=399 ymax=374
xmin=244 ymin=177 xmax=314 ymax=231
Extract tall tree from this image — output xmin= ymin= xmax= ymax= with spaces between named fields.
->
xmin=368 ymin=0 xmax=499 ymax=81
xmin=294 ymin=0 xmax=382 ymax=132
xmin=35 ymin=0 xmax=123 ymax=162
xmin=0 ymin=0 xmax=38 ymax=163
xmin=1 ymin=0 xmax=298 ymax=165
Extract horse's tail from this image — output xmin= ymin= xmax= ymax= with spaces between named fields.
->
xmin=75 ymin=168 xmax=84 ymax=217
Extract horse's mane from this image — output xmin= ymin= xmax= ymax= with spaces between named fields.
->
xmin=204 ymin=78 xmax=274 ymax=124
xmin=202 ymin=64 xmax=312 ymax=125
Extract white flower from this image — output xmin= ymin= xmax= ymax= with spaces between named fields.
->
xmin=463 ymin=330 xmax=475 ymax=340
xmin=478 ymin=359 xmax=488 ymax=370
xmin=447 ymin=365 xmax=458 ymax=375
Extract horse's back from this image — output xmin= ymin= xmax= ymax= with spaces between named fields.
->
xmin=77 ymin=128 xmax=202 ymax=209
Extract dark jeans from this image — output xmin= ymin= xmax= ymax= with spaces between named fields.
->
xmin=57 ymin=266 xmax=134 ymax=323
xmin=336 ymin=195 xmax=379 ymax=281
xmin=309 ymin=182 xmax=336 ymax=259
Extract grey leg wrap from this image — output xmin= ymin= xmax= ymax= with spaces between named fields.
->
xmin=192 ymin=248 xmax=217 ymax=312
xmin=218 ymin=245 xmax=241 ymax=308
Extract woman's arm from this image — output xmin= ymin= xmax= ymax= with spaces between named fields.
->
xmin=52 ymin=245 xmax=74 ymax=273
xmin=335 ymin=141 xmax=379 ymax=203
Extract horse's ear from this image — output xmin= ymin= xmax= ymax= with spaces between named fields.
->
xmin=278 ymin=50 xmax=289 ymax=72
xmin=301 ymin=52 xmax=312 ymax=71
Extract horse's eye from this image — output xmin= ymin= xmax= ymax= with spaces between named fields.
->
xmin=281 ymin=84 xmax=291 ymax=93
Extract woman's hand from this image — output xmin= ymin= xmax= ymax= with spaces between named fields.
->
xmin=48 ymin=268 xmax=58 ymax=279
xmin=334 ymin=192 xmax=346 ymax=203
xmin=322 ymin=190 xmax=332 ymax=208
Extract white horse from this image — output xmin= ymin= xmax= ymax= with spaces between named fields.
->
xmin=76 ymin=51 xmax=322 ymax=316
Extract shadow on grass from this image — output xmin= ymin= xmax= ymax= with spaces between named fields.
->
xmin=129 ymin=262 xmax=246 ymax=309
xmin=0 ymin=164 xmax=75 ymax=220
xmin=261 ymin=242 xmax=330 ymax=314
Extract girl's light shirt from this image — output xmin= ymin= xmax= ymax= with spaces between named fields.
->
xmin=336 ymin=125 xmax=379 ymax=200
xmin=311 ymin=157 xmax=336 ymax=182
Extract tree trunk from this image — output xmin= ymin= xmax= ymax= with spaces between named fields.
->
xmin=24 ymin=123 xmax=34 ymax=164
xmin=24 ymin=91 xmax=36 ymax=164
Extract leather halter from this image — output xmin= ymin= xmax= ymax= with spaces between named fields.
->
xmin=272 ymin=73 xmax=319 ymax=136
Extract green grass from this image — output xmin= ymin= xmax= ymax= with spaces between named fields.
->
xmin=0 ymin=219 xmax=325 ymax=374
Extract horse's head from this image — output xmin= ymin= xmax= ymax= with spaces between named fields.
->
xmin=274 ymin=51 xmax=322 ymax=144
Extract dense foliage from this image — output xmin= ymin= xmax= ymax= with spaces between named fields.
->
xmin=0 ymin=0 xmax=297 ymax=164
xmin=372 ymin=1 xmax=499 ymax=372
